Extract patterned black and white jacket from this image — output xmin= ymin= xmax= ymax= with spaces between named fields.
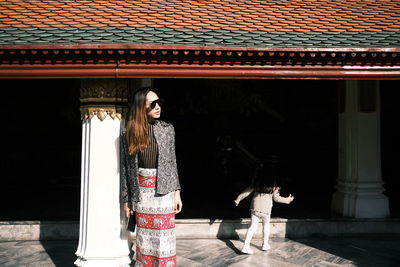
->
xmin=120 ymin=120 xmax=181 ymax=203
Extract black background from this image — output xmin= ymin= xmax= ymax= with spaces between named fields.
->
xmin=1 ymin=79 xmax=398 ymax=220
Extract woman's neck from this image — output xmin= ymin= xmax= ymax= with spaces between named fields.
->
xmin=148 ymin=118 xmax=157 ymax=124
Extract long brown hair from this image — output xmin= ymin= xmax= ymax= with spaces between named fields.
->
xmin=126 ymin=87 xmax=152 ymax=155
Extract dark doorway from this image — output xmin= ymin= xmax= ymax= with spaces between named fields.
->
xmin=380 ymin=81 xmax=400 ymax=218
xmin=1 ymin=79 xmax=81 ymax=220
xmin=155 ymin=79 xmax=339 ymax=219
xmin=2 ymin=79 xmax=397 ymax=221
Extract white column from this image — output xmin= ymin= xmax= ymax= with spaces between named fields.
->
xmin=331 ymin=80 xmax=390 ymax=218
xmin=75 ymin=79 xmax=131 ymax=267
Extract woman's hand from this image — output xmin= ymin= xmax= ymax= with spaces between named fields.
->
xmin=234 ymin=200 xmax=239 ymax=206
xmin=288 ymin=194 xmax=294 ymax=203
xmin=174 ymin=191 xmax=183 ymax=214
xmin=123 ymin=202 xmax=134 ymax=218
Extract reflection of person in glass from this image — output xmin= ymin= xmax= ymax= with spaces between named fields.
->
xmin=234 ymin=175 xmax=293 ymax=254
xmin=120 ymin=87 xmax=182 ymax=266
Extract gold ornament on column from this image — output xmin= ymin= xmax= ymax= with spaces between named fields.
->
xmin=80 ymin=79 xmax=129 ymax=121
xmin=80 ymin=107 xmax=124 ymax=121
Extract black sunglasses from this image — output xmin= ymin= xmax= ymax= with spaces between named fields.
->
xmin=149 ymin=98 xmax=164 ymax=110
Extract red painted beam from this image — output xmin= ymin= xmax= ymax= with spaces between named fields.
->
xmin=1 ymin=64 xmax=399 ymax=79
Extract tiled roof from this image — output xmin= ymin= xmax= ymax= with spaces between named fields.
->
xmin=0 ymin=0 xmax=399 ymax=47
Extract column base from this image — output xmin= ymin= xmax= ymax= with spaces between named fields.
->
xmin=75 ymin=256 xmax=131 ymax=267
xmin=332 ymin=190 xmax=390 ymax=218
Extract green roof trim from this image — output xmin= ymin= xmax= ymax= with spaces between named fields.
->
xmin=0 ymin=27 xmax=399 ymax=47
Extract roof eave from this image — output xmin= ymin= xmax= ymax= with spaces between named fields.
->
xmin=0 ymin=43 xmax=399 ymax=79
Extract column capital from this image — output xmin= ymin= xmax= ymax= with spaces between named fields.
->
xmin=80 ymin=106 xmax=125 ymax=121
xmin=80 ymin=79 xmax=129 ymax=121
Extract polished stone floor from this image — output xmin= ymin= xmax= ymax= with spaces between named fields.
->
xmin=0 ymin=237 xmax=399 ymax=267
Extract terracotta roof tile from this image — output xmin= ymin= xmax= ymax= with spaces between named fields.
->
xmin=0 ymin=0 xmax=397 ymax=31
xmin=0 ymin=0 xmax=399 ymax=47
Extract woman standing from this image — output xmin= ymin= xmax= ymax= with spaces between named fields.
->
xmin=120 ymin=87 xmax=182 ymax=267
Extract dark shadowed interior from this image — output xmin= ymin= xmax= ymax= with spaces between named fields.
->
xmin=1 ymin=79 xmax=398 ymax=220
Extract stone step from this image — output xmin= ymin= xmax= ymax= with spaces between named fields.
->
xmin=1 ymin=218 xmax=399 ymax=241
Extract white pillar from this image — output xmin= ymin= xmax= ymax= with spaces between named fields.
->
xmin=331 ymin=80 xmax=390 ymax=218
xmin=75 ymin=79 xmax=131 ymax=267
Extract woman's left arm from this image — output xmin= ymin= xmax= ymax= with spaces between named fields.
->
xmin=175 ymin=190 xmax=183 ymax=214
xmin=170 ymin=125 xmax=181 ymax=189
xmin=170 ymin=124 xmax=183 ymax=213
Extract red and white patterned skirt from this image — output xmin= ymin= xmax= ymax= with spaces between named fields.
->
xmin=134 ymin=168 xmax=176 ymax=267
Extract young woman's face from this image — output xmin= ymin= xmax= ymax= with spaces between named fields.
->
xmin=146 ymin=91 xmax=161 ymax=120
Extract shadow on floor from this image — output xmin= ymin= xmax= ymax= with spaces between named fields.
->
xmin=211 ymin=218 xmax=248 ymax=255
xmin=40 ymin=240 xmax=78 ymax=267
xmin=289 ymin=236 xmax=400 ymax=267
